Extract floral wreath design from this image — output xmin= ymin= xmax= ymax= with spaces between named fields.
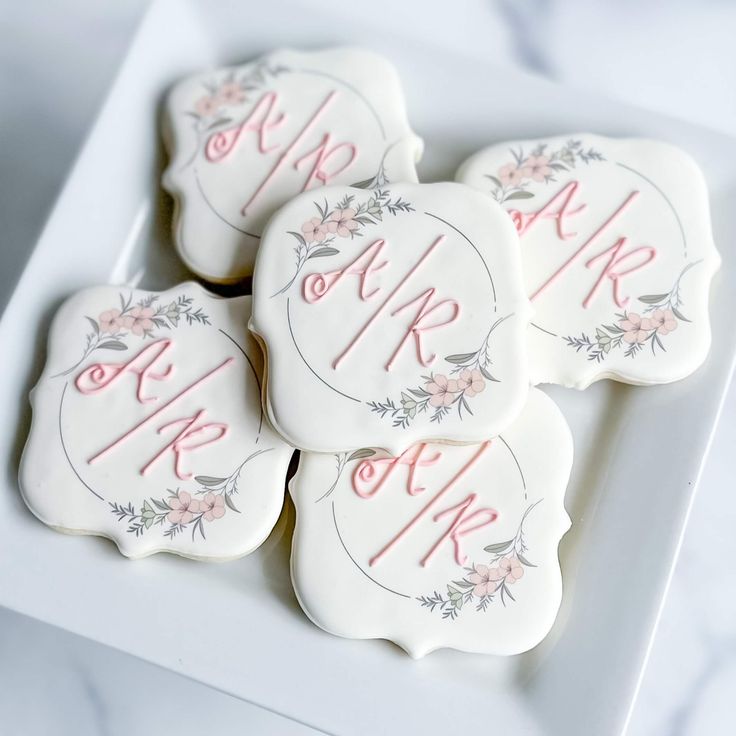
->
xmin=485 ymin=138 xmax=605 ymax=205
xmin=368 ymin=314 xmax=512 ymax=429
xmin=55 ymin=292 xmax=210 ymax=378
xmin=274 ymin=187 xmax=414 ymax=296
xmin=417 ymin=500 xmax=541 ymax=619
xmin=564 ymin=261 xmax=701 ymax=361
xmin=109 ymin=448 xmax=272 ymax=542
xmin=484 ymin=138 xmax=701 ymax=364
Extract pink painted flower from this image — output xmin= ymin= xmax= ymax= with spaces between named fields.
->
xmin=425 ymin=374 xmax=460 ymax=408
xmin=498 ymin=556 xmax=524 ymax=584
xmin=301 ymin=217 xmax=328 ymax=243
xmin=458 ymin=368 xmax=486 ymax=397
xmin=99 ymin=309 xmax=123 ymax=334
xmin=498 ymin=163 xmax=524 ymax=187
xmin=648 ymin=308 xmax=678 ymax=335
xmin=619 ymin=312 xmax=649 ymax=344
xmin=467 ymin=563 xmax=503 ymax=597
xmin=326 ymin=208 xmax=359 ymax=238
xmin=522 ymin=155 xmax=552 ymax=182
xmin=217 ymin=82 xmax=245 ymax=106
xmin=200 ymin=493 xmax=226 ymax=522
xmin=167 ymin=491 xmax=200 ymax=525
xmin=194 ymin=95 xmax=220 ymax=117
xmin=127 ymin=306 xmax=155 ymax=336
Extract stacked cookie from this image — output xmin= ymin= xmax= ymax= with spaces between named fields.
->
xmin=19 ymin=49 xmax=719 ymax=658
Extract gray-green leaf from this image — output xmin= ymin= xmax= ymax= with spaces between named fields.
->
xmin=207 ymin=117 xmax=232 ymax=130
xmin=484 ymin=539 xmax=513 ymax=554
xmin=85 ymin=316 xmax=100 ymax=335
xmin=308 ymin=247 xmax=340 ymax=259
xmin=505 ymin=190 xmax=535 ymax=200
xmin=287 ymin=230 xmax=307 ymax=247
xmin=516 ymin=553 xmax=537 ymax=567
xmin=348 ymin=448 xmax=376 ymax=461
xmin=479 ymin=365 xmax=500 ymax=382
xmin=97 ymin=340 xmax=127 ymax=350
xmin=195 ymin=475 xmax=227 ymax=486
xmin=637 ymin=293 xmax=669 ymax=304
xmin=445 ymin=352 xmax=476 ymax=364
xmin=223 ymin=493 xmax=240 ymax=513
xmin=350 ymin=177 xmax=375 ymax=189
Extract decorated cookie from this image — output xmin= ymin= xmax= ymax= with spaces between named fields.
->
xmin=251 ymin=182 xmax=531 ymax=455
xmin=456 ymin=135 xmax=720 ymax=388
xmin=289 ymin=388 xmax=572 ymax=657
xmin=20 ymin=283 xmax=293 ymax=560
xmin=163 ymin=47 xmax=422 ymax=283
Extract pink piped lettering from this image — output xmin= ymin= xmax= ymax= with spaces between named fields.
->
xmin=140 ymin=410 xmax=228 ymax=480
xmin=302 ymin=239 xmax=388 ymax=303
xmin=332 ymin=235 xmax=447 ymax=370
xmin=369 ymin=442 xmax=491 ymax=567
xmin=385 ymin=288 xmax=460 ymax=371
xmin=583 ymin=237 xmax=657 ymax=308
xmin=205 ymin=91 xmax=285 ymax=162
xmin=421 ymin=494 xmax=498 ymax=566
xmin=240 ymin=90 xmax=338 ymax=216
xmin=293 ymin=134 xmax=358 ymax=191
xmin=75 ymin=339 xmax=174 ymax=404
xmin=352 ymin=443 xmax=442 ymax=499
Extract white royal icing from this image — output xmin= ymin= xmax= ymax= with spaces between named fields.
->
xmin=456 ymin=135 xmax=720 ymax=388
xmin=250 ymin=182 xmax=532 ymax=455
xmin=20 ymin=283 xmax=294 ymax=560
xmin=289 ymin=388 xmax=572 ymax=657
xmin=163 ymin=47 xmax=422 ymax=283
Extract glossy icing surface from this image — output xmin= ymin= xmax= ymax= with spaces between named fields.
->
xmin=456 ymin=135 xmax=720 ymax=388
xmin=163 ymin=47 xmax=422 ymax=283
xmin=251 ymin=182 xmax=532 ymax=455
xmin=20 ymin=283 xmax=293 ymax=560
xmin=289 ymin=388 xmax=572 ymax=657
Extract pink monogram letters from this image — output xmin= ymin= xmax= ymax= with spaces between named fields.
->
xmin=511 ymin=181 xmax=657 ymax=308
xmin=76 ymin=340 xmax=232 ymax=480
xmin=204 ymin=90 xmax=358 ymax=216
xmin=302 ymin=235 xmax=461 ymax=372
xmin=355 ymin=442 xmax=499 ymax=568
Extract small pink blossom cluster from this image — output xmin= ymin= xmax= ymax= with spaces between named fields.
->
xmin=467 ymin=557 xmax=524 ymax=597
xmin=194 ymin=82 xmax=247 ymax=117
xmin=498 ymin=155 xmax=552 ymax=186
xmin=167 ymin=491 xmax=225 ymax=525
xmin=619 ymin=309 xmax=678 ymax=344
xmin=98 ymin=306 xmax=155 ymax=336
xmin=301 ymin=207 xmax=359 ymax=243
xmin=425 ymin=369 xmax=486 ymax=408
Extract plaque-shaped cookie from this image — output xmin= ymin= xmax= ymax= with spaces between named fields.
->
xmin=20 ymin=283 xmax=293 ymax=560
xmin=290 ymin=389 xmax=572 ymax=657
xmin=163 ymin=48 xmax=422 ymax=282
xmin=457 ymin=135 xmax=720 ymax=388
xmin=251 ymin=182 xmax=531 ymax=454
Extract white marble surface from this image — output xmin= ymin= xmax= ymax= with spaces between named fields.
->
xmin=1 ymin=1 xmax=734 ymax=734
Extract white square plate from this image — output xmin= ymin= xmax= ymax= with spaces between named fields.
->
xmin=1 ymin=2 xmax=734 ymax=734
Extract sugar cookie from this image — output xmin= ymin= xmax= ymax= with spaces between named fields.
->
xmin=457 ymin=135 xmax=720 ymax=388
xmin=251 ymin=182 xmax=531 ymax=454
xmin=289 ymin=388 xmax=572 ymax=657
xmin=20 ymin=283 xmax=293 ymax=560
xmin=163 ymin=47 xmax=422 ymax=283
